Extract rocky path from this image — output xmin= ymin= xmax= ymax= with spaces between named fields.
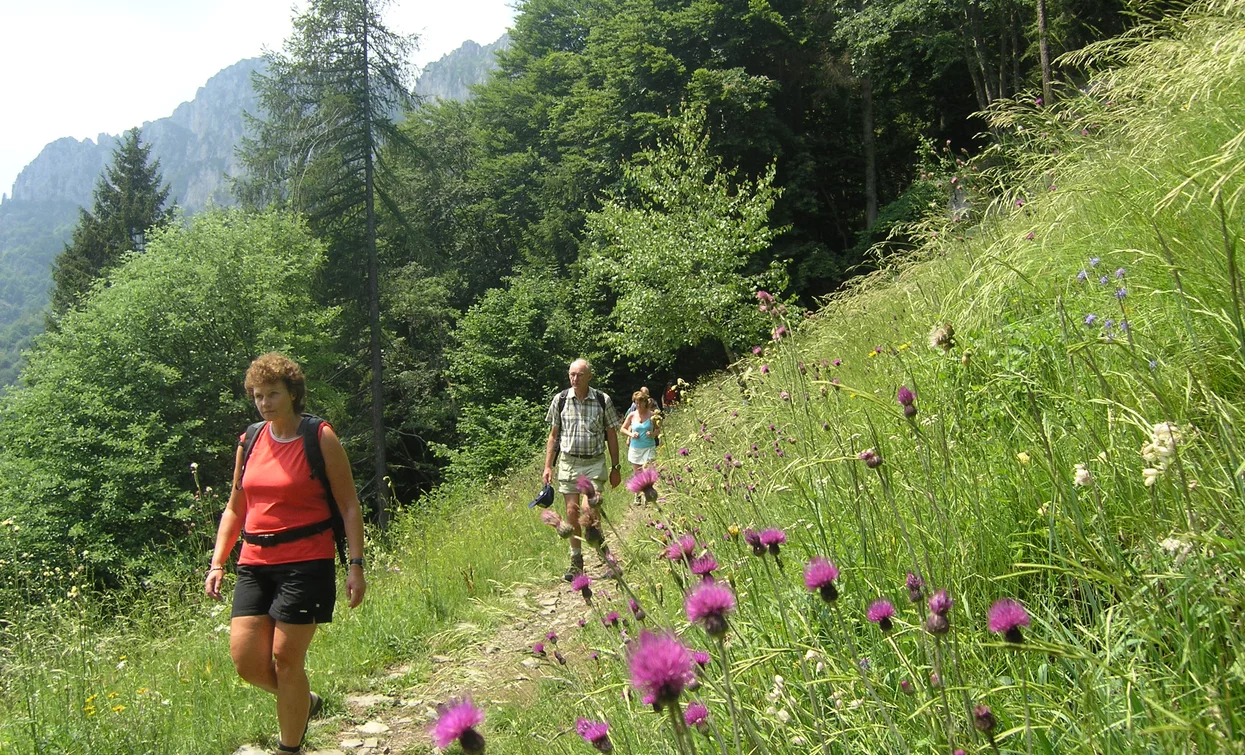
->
xmin=234 ymin=498 xmax=650 ymax=755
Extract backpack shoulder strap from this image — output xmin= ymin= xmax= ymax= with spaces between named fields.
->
xmin=236 ymin=421 xmax=266 ymax=489
xmin=299 ymin=414 xmax=347 ymax=565
xmin=557 ymin=388 xmax=570 ymax=416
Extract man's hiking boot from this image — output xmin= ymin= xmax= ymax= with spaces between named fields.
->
xmin=563 ymin=552 xmax=585 ymax=582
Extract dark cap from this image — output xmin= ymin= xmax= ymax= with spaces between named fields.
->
xmin=528 ymin=483 xmax=555 ymax=509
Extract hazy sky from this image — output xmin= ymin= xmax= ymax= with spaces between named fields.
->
xmin=0 ymin=0 xmax=516 ymax=198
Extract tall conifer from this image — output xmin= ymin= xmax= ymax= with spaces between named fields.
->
xmin=236 ymin=0 xmax=419 ymax=524
xmin=49 ymin=128 xmax=172 ymax=319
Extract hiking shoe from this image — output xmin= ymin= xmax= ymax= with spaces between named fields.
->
xmin=563 ymin=552 xmax=585 ymax=582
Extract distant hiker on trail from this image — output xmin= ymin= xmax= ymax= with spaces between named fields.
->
xmin=205 ymin=353 xmax=367 ymax=755
xmin=620 ymin=390 xmax=660 ymax=504
xmin=542 ymin=358 xmax=622 ymax=581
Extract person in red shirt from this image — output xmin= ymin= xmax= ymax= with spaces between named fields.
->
xmin=205 ymin=353 xmax=367 ymax=755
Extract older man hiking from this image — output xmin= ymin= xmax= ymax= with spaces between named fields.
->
xmin=543 ymin=358 xmax=622 ymax=581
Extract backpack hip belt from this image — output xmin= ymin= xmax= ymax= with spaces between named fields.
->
xmin=241 ymin=518 xmax=334 ymax=547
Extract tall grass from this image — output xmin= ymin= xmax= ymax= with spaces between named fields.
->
xmin=3 ymin=1 xmax=1245 ymax=753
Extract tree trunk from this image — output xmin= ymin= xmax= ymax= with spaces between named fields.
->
xmin=361 ymin=2 xmax=390 ymax=526
xmin=1037 ymin=0 xmax=1053 ymax=106
xmin=862 ymin=73 xmax=878 ymax=229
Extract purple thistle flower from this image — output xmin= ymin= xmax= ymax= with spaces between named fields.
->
xmin=1077 ymin=269 xmax=1089 ymax=282
xmin=533 ymin=642 xmax=546 ymax=656
xmin=689 ymin=553 xmax=718 ymax=580
xmin=429 ymin=699 xmax=485 ymax=753
xmin=974 ymin=705 xmax=997 ymax=736
xmin=900 ymin=679 xmax=913 ymax=695
xmin=578 ymin=618 xmax=587 ymax=627
xmin=576 ymin=718 xmax=614 ymax=753
xmin=684 ymin=701 xmax=710 ymax=732
xmin=858 ymin=448 xmax=883 ymax=469
xmin=628 ymin=631 xmax=696 ymax=710
xmin=1027 ymin=231 xmax=1036 ymax=241
xmin=743 ymin=529 xmax=764 ymax=556
xmin=576 ymin=475 xmax=596 ymax=497
xmin=896 ymin=385 xmax=915 ymax=406
xmin=602 ymin=611 xmax=621 ymax=627
xmin=572 ymin=574 xmax=593 ymax=602
xmin=761 ymin=364 xmax=770 ymax=374
xmin=906 ymin=572 xmax=924 ymax=603
xmin=1084 ymin=313 xmax=1097 ymax=326
xmin=925 ymin=589 xmax=952 ymax=634
xmin=546 ymin=630 xmax=558 ymax=643
xmin=692 ymin=650 xmax=711 ymax=667
xmin=1116 ymin=287 xmax=1127 ymax=300
xmin=756 ymin=290 xmax=774 ymax=305
xmin=555 ymin=650 xmax=566 ymax=665
xmin=833 ymin=358 xmax=842 ymax=367
xmin=759 ymin=528 xmax=786 ymax=556
xmin=626 ymin=468 xmax=660 ymax=501
xmin=779 ymin=390 xmax=790 ymax=401
xmin=665 ymin=533 xmax=697 ymax=562
xmin=752 ymin=346 xmax=763 ymax=355
xmin=987 ymin=598 xmax=1031 ymax=643
xmin=1115 ymin=267 xmax=1126 ymax=278
xmin=867 ymin=599 xmax=896 ymax=632
xmin=685 ymin=581 xmax=737 ymax=637
xmin=804 ymin=556 xmax=839 ymax=602
xmin=629 ymin=598 xmax=647 ymax=621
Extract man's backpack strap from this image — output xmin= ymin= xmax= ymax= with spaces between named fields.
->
xmin=299 ymin=415 xmax=348 ymax=565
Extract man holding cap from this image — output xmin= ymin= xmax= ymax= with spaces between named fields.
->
xmin=543 ymin=358 xmax=621 ymax=581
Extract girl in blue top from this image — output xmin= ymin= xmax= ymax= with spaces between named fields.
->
xmin=621 ymin=391 xmax=660 ymax=503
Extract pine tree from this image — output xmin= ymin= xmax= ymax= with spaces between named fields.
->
xmin=236 ymin=0 xmax=419 ymax=524
xmin=49 ymin=128 xmax=172 ymax=319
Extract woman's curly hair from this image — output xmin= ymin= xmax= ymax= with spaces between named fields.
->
xmin=244 ymin=352 xmax=306 ymax=414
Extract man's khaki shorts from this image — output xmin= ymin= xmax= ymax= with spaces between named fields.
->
xmin=556 ymin=453 xmax=607 ymax=495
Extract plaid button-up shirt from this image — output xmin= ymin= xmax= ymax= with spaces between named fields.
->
xmin=546 ymin=387 xmax=620 ymax=457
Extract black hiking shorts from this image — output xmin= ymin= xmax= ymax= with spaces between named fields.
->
xmin=232 ymin=559 xmax=337 ymax=625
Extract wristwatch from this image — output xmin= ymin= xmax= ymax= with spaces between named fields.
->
xmin=349 ymin=557 xmax=364 ymax=567
xmin=611 ymin=462 xmax=621 ymax=471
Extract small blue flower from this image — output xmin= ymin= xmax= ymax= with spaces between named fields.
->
xmin=1115 ymin=268 xmax=1126 ymax=279
xmin=1104 ymin=319 xmax=1115 ymax=330
xmin=1089 ymin=257 xmax=1101 ymax=267
xmin=1116 ymin=288 xmax=1127 ymax=300
xmin=1099 ymin=276 xmax=1110 ymax=286
xmin=1149 ymin=359 xmax=1158 ymax=371
xmin=1119 ymin=319 xmax=1130 ymax=332
xmin=1084 ymin=313 xmax=1098 ymax=326
xmin=1077 ymin=270 xmax=1089 ymax=282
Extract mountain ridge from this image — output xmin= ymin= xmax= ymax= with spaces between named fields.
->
xmin=0 ymin=34 xmax=509 ymax=388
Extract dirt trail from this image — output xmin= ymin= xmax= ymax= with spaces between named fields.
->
xmin=235 ymin=496 xmax=651 ymax=755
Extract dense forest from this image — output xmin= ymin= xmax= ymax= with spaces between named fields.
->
xmin=0 ymin=0 xmax=1141 ymax=590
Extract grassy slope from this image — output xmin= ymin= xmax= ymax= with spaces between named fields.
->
xmin=3 ymin=1 xmax=1245 ymax=753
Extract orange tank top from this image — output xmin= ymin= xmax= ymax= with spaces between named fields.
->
xmin=237 ymin=422 xmax=336 ymax=566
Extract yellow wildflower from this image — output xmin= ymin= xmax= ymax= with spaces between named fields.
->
xmin=112 ymin=705 xmax=125 ymax=713
xmin=1016 ymin=452 xmax=1031 ymax=465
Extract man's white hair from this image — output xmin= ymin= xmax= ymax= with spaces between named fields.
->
xmin=570 ymin=358 xmax=593 ymax=376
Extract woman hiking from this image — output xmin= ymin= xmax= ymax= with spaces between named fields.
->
xmin=205 ymin=353 xmax=367 ymax=754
